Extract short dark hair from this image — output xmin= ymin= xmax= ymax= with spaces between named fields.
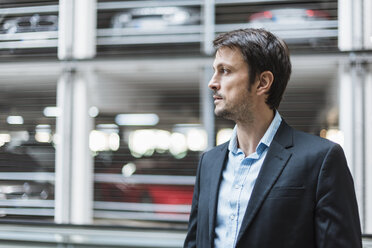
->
xmin=213 ymin=28 xmax=292 ymax=109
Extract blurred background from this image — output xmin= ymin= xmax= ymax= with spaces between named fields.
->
xmin=0 ymin=0 xmax=372 ymax=247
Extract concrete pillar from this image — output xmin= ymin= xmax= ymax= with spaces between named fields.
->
xmin=55 ymin=0 xmax=96 ymax=224
xmin=201 ymin=66 xmax=215 ymax=150
xmin=364 ymin=64 xmax=372 ymax=233
xmin=203 ymin=0 xmax=215 ymax=55
xmin=339 ymin=57 xmax=371 ymax=232
xmin=55 ymin=68 xmax=94 ymax=224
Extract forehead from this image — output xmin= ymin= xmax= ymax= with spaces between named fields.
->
xmin=213 ymin=46 xmax=246 ymax=67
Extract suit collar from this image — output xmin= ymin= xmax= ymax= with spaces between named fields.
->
xmin=208 ymin=142 xmax=229 ymax=247
xmin=236 ymin=120 xmax=294 ymax=245
xmin=271 ymin=119 xmax=293 ymax=149
xmin=228 ymin=110 xmax=283 ymax=155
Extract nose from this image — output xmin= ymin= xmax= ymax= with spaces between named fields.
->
xmin=208 ymin=73 xmax=220 ymax=91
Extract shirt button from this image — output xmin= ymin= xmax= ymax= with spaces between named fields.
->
xmin=234 ymin=184 xmax=240 ymax=189
xmin=230 ymin=214 xmax=235 ymax=220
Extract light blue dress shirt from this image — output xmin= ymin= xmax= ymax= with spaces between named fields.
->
xmin=214 ymin=111 xmax=282 ymax=248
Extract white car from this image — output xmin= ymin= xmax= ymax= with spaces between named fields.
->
xmin=111 ymin=6 xmax=200 ymax=30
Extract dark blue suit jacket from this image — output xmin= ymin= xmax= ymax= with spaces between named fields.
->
xmin=184 ymin=120 xmax=362 ymax=248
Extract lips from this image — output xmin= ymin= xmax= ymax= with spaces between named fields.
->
xmin=213 ymin=95 xmax=223 ymax=100
xmin=213 ymin=95 xmax=223 ymax=104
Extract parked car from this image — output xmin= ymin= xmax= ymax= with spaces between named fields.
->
xmin=94 ymin=149 xmax=196 ymax=205
xmin=248 ymin=8 xmax=334 ymax=47
xmin=111 ymin=6 xmax=200 ymax=30
xmin=249 ymin=8 xmax=330 ymax=24
xmin=0 ymin=143 xmax=54 ymax=202
xmin=0 ymin=138 xmax=195 ymax=222
xmin=2 ymin=14 xmax=58 ymax=34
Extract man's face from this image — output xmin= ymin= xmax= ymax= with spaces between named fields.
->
xmin=208 ymin=46 xmax=258 ymax=122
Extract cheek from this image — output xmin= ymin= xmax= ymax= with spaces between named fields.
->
xmin=221 ymin=77 xmax=249 ymax=100
xmin=221 ymin=81 xmax=236 ymax=95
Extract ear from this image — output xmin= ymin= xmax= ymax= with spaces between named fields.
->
xmin=256 ymin=71 xmax=274 ymax=96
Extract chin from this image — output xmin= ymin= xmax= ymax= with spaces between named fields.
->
xmin=215 ymin=108 xmax=234 ymax=120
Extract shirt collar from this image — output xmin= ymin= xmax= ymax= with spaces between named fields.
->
xmin=228 ymin=110 xmax=282 ymax=156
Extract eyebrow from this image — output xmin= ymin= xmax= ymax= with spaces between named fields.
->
xmin=213 ymin=62 xmax=233 ymax=70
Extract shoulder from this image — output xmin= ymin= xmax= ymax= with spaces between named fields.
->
xmin=276 ymin=120 xmax=339 ymax=154
xmin=292 ymin=128 xmax=337 ymax=151
xmin=286 ymin=126 xmax=345 ymax=164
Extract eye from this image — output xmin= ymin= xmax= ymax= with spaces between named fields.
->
xmin=220 ymin=68 xmax=229 ymax=74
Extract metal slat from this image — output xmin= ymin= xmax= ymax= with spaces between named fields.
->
xmin=0 ymin=224 xmax=186 ymax=247
xmin=0 ymin=5 xmax=58 ymax=15
xmin=97 ymin=0 xmax=202 ymax=10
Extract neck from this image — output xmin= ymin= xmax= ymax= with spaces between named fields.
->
xmin=236 ymin=107 xmax=275 ymax=156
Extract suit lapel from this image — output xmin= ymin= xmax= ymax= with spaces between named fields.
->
xmin=236 ymin=120 xmax=294 ymax=244
xmin=208 ymin=142 xmax=229 ymax=246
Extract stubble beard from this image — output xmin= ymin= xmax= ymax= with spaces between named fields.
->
xmin=214 ymin=100 xmax=254 ymax=124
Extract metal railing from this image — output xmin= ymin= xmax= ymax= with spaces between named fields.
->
xmin=0 ymin=222 xmax=371 ymax=247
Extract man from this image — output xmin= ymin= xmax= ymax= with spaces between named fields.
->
xmin=184 ymin=28 xmax=362 ymax=248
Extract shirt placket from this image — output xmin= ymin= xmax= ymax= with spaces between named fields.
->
xmin=228 ymin=152 xmax=253 ymax=247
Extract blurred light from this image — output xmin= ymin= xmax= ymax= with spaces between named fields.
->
xmin=319 ymin=129 xmax=327 ymax=138
xmin=88 ymin=106 xmax=99 ymax=118
xmin=186 ymin=129 xmax=207 ymax=151
xmin=122 ymin=162 xmax=136 ymax=177
xmin=35 ymin=132 xmax=52 ymax=143
xmin=35 ymin=124 xmax=52 ymax=143
xmin=154 ymin=130 xmax=171 ymax=152
xmin=263 ymin=11 xmax=272 ymax=18
xmin=217 ymin=128 xmax=233 ymax=145
xmin=90 ymin=124 xmax=120 ymax=151
xmin=43 ymin=107 xmax=60 ymax=117
xmin=128 ymin=129 xmax=172 ymax=156
xmin=89 ymin=130 xmax=108 ymax=152
xmin=115 ymin=114 xmax=159 ymax=126
xmin=325 ymin=129 xmax=344 ymax=146
xmin=96 ymin=124 xmax=119 ymax=133
xmin=35 ymin=124 xmax=52 ymax=142
xmin=169 ymin=132 xmax=187 ymax=159
xmin=0 ymin=133 xmax=9 ymax=148
xmin=128 ymin=129 xmax=156 ymax=157
xmin=7 ymin=116 xmax=24 ymax=125
xmin=306 ymin=9 xmax=314 ymax=17
xmin=0 ymin=133 xmax=11 ymax=143
xmin=109 ymin=133 xmax=120 ymax=151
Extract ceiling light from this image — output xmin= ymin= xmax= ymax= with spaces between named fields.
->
xmin=115 ymin=113 xmax=159 ymax=126
xmin=7 ymin=116 xmax=24 ymax=125
xmin=43 ymin=107 xmax=60 ymax=117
